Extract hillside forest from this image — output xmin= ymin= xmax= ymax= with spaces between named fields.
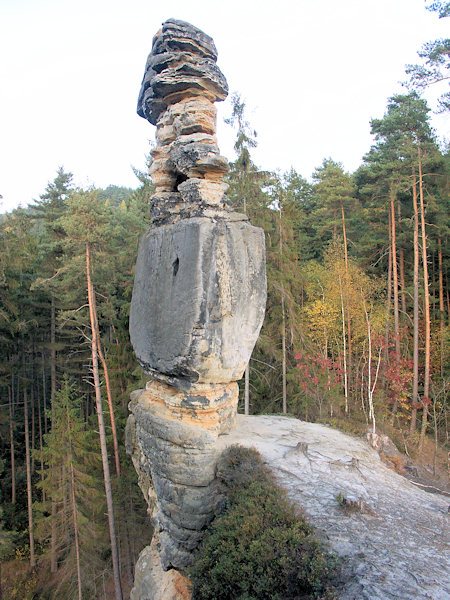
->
xmin=0 ymin=9 xmax=449 ymax=598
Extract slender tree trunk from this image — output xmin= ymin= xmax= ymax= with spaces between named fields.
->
xmin=279 ymin=204 xmax=287 ymax=413
xmin=418 ymin=146 xmax=431 ymax=451
xmin=42 ymin=349 xmax=48 ymax=435
xmin=438 ymin=237 xmax=445 ymax=377
xmin=383 ymin=210 xmax=393 ymax=389
xmin=50 ymin=296 xmax=56 ymax=409
xmin=8 ymin=385 xmax=15 ymax=505
xmin=446 ymin=278 xmax=450 ymax=319
xmin=23 ymin=353 xmax=36 ymax=568
xmin=397 ymin=198 xmax=407 ymax=319
xmin=390 ymin=189 xmax=400 ymax=356
xmin=432 ymin=397 xmax=438 ymax=476
xmin=341 ymin=201 xmax=349 ymax=272
xmin=347 ymin=315 xmax=352 ymax=401
xmin=37 ymin=380 xmax=45 ymax=502
xmin=365 ymin=301 xmax=375 ymax=434
xmin=244 ymin=362 xmax=250 ymax=415
xmin=70 ymin=463 xmax=83 ymax=600
xmin=341 ymin=202 xmax=352 ymax=400
xmin=339 ymin=275 xmax=348 ymax=414
xmin=50 ymin=500 xmax=57 ymax=572
xmin=62 ymin=464 xmax=69 ymax=539
xmin=86 ymin=243 xmax=123 ymax=600
xmin=363 ymin=295 xmax=381 ymax=436
xmin=432 ymin=251 xmax=437 ymax=324
xmin=96 ymin=339 xmax=121 ymax=477
xmin=390 ymin=188 xmax=401 ymax=421
xmin=31 ymin=375 xmax=35 ymax=473
xmin=319 ymin=284 xmax=328 ymax=360
xmin=64 ymin=366 xmax=81 ymax=585
xmin=399 ymin=248 xmax=407 ymax=319
xmin=410 ymin=169 xmax=420 ymax=434
xmin=16 ymin=374 xmax=19 ymax=412
xmin=281 ymin=295 xmax=287 ymax=414
xmin=50 ymin=297 xmax=57 ymax=573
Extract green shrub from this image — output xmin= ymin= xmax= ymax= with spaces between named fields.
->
xmin=188 ymin=445 xmax=338 ymax=600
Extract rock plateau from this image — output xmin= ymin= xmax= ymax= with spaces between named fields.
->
xmin=131 ymin=416 xmax=450 ymax=600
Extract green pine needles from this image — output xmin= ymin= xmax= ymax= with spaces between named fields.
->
xmin=188 ymin=445 xmax=338 ymax=600
xmin=35 ymin=376 xmax=104 ymax=599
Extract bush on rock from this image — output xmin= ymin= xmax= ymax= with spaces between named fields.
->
xmin=188 ymin=445 xmax=338 ymax=600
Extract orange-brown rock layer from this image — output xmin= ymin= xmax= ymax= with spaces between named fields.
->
xmin=136 ymin=380 xmax=238 ymax=435
xmin=130 ymin=534 xmax=192 ymax=600
xmin=137 ymin=18 xmax=231 ymax=225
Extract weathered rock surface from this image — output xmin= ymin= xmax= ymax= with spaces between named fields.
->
xmin=130 ymin=415 xmax=449 ymax=599
xmin=130 ymin=534 xmax=191 ymax=600
xmin=135 ymin=18 xmax=231 ymax=226
xmin=137 ymin=19 xmax=227 ymax=126
xmin=129 ymin=16 xmax=267 ymax=592
xmin=130 ymin=218 xmax=266 ymax=389
xmin=127 ymin=381 xmax=238 ymax=570
xmin=213 ymin=416 xmax=450 ymax=600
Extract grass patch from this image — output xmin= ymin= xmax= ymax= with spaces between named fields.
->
xmin=188 ymin=445 xmax=338 ymax=600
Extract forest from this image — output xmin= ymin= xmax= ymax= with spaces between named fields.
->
xmin=0 ymin=8 xmax=449 ymax=598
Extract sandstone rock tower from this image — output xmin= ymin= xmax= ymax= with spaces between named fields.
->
xmin=127 ymin=17 xmax=267 ymax=586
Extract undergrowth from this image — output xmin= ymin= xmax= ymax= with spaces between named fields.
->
xmin=188 ymin=445 xmax=339 ymax=600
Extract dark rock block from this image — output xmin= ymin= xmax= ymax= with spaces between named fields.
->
xmin=137 ymin=19 xmax=228 ymax=125
xmin=170 ymin=139 xmax=228 ymax=177
xmin=154 ymin=19 xmax=218 ymax=60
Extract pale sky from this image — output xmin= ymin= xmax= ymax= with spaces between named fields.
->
xmin=1 ymin=0 xmax=448 ymax=213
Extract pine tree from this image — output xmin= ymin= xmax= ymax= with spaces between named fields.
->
xmin=32 ymin=167 xmax=75 ymax=572
xmin=312 ymin=159 xmax=358 ymax=410
xmin=58 ymin=190 xmax=130 ymax=600
xmin=362 ymin=93 xmax=442 ymax=437
xmin=36 ymin=376 xmax=104 ymax=599
xmin=404 ymin=1 xmax=449 ymax=112
xmin=226 ymin=94 xmax=270 ymax=413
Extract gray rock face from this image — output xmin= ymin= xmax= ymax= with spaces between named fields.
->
xmin=127 ymin=380 xmax=238 ymax=570
xmin=131 ymin=415 xmax=449 ymax=599
xmin=129 ymin=17 xmax=267 ymax=586
xmin=130 ymin=535 xmax=191 ymax=600
xmin=130 ymin=218 xmax=266 ymax=389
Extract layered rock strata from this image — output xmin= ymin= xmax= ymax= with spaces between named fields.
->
xmin=136 ymin=18 xmax=232 ymax=226
xmin=127 ymin=18 xmax=267 ymax=578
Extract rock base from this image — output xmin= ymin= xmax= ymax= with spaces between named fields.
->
xmin=127 ymin=379 xmax=238 ymax=570
xmin=130 ymin=534 xmax=191 ymax=600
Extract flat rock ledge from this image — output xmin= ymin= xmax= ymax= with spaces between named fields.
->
xmin=132 ymin=415 xmax=449 ymax=600
xmin=218 ymin=416 xmax=450 ymax=600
